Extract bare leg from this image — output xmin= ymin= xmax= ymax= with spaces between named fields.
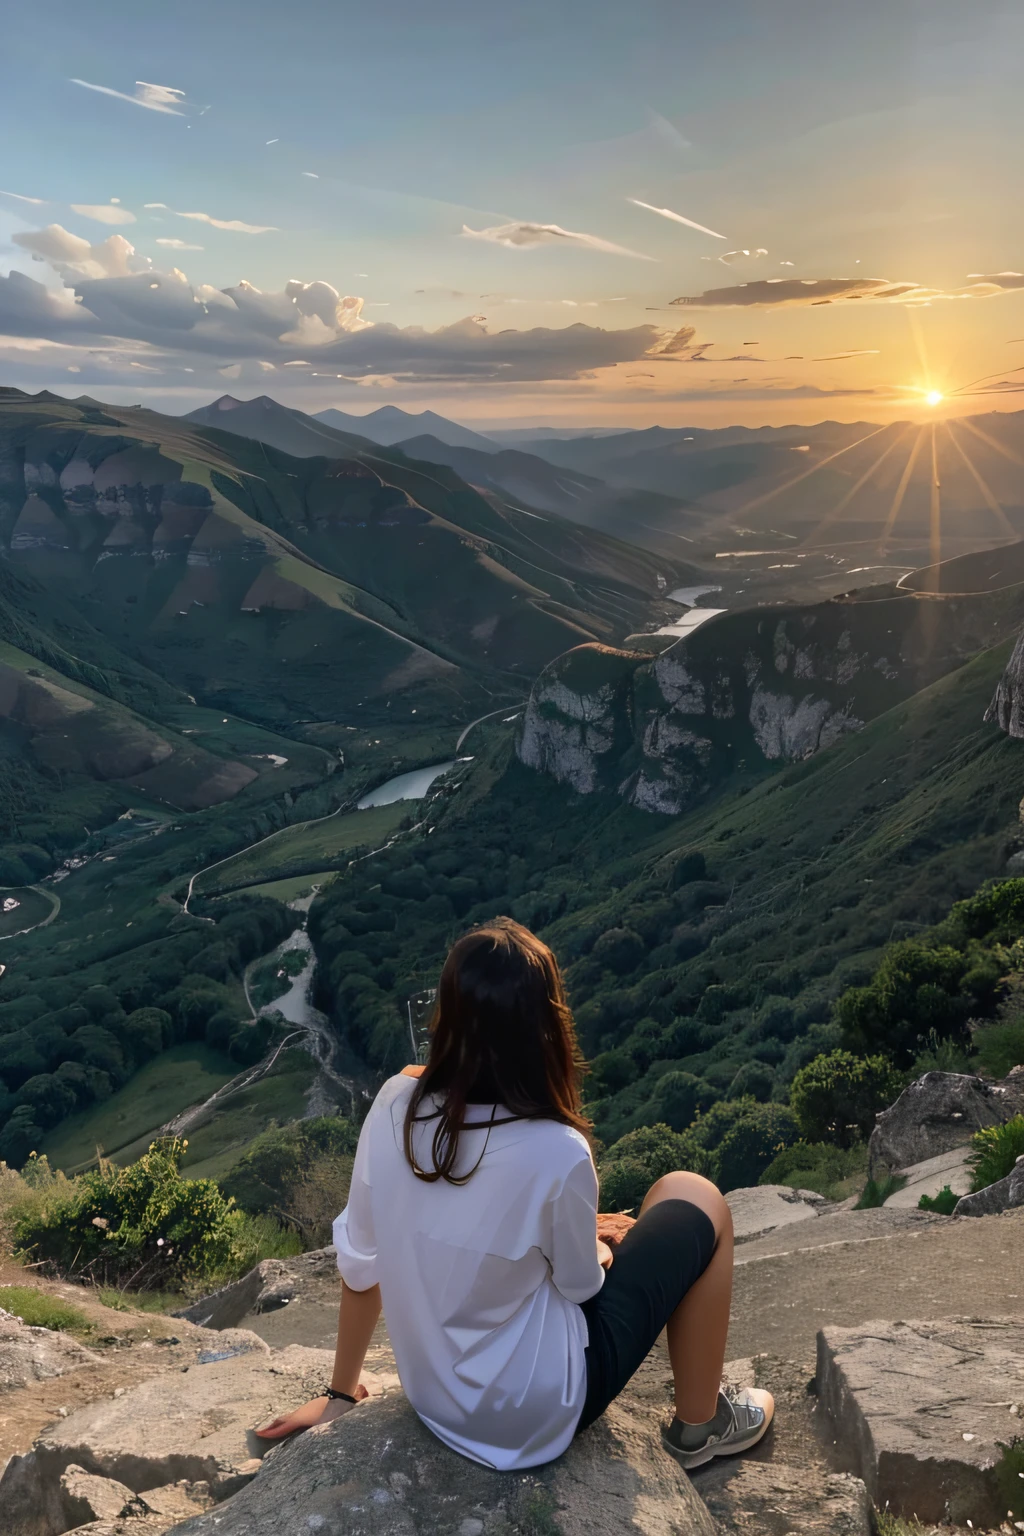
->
xmin=638 ymin=1170 xmax=733 ymax=1424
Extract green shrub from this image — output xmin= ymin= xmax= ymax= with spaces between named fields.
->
xmin=790 ymin=1050 xmax=906 ymax=1148
xmin=854 ymin=1175 xmax=905 ymax=1209
xmin=219 ymin=1117 xmax=358 ymax=1215
xmin=972 ymin=1018 xmax=1024 ymax=1079
xmin=0 ymin=1284 xmax=89 ymax=1333
xmin=760 ymin=1140 xmax=867 ymax=1200
xmin=968 ymin=1115 xmax=1024 ymax=1192
xmin=13 ymin=1137 xmax=282 ymax=1288
xmin=909 ymin=1029 xmax=972 ymax=1078
xmin=917 ymin=1185 xmax=960 ymax=1214
xmin=598 ymin=1123 xmax=710 ymax=1213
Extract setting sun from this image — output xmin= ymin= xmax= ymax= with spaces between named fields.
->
xmin=926 ymin=390 xmax=944 ymax=406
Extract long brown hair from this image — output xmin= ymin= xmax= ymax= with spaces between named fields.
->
xmin=402 ymin=917 xmax=590 ymax=1184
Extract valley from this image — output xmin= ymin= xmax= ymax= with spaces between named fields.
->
xmin=3 ymin=383 xmax=1024 ymax=1214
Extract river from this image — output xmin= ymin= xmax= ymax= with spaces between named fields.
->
xmin=357 ymin=760 xmax=455 ymax=807
xmin=251 ymin=761 xmax=456 ymax=1097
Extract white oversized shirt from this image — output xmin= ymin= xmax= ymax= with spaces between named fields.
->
xmin=332 ymin=1072 xmax=605 ymax=1470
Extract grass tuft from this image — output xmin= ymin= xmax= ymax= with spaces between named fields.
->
xmin=0 ymin=1284 xmax=90 ymax=1334
xmin=854 ymin=1175 xmax=905 ymax=1209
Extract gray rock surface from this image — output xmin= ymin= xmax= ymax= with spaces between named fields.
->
xmin=725 ymin=1185 xmax=825 ymax=1243
xmin=986 ymin=625 xmax=1024 ymax=735
xmin=0 ymin=1307 xmax=103 ymax=1394
xmin=166 ymin=1388 xmax=721 ymax=1536
xmin=868 ymin=1071 xmax=1013 ymax=1178
xmin=816 ymin=1317 xmax=1024 ymax=1525
xmin=882 ymin=1146 xmax=972 ymax=1208
xmin=173 ymin=1249 xmax=339 ymax=1331
xmin=954 ymin=1153 xmax=1024 ymax=1216
xmin=0 ymin=1337 xmax=335 ymax=1536
xmin=696 ymin=1463 xmax=871 ymax=1535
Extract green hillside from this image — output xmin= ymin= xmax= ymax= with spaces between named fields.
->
xmin=309 ymin=639 xmax=1023 ymax=1141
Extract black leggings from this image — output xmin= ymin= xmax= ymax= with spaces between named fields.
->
xmin=575 ymin=1198 xmax=717 ymax=1433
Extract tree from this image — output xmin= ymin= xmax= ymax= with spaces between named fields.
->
xmin=644 ymin=1071 xmax=718 ymax=1134
xmin=592 ymin=927 xmax=645 ymax=976
xmin=598 ymin=1123 xmax=711 ymax=1213
xmin=0 ymin=1105 xmax=43 ymax=1168
xmin=715 ymin=1103 xmax=799 ymax=1193
xmin=790 ymin=1050 xmax=906 ymax=1148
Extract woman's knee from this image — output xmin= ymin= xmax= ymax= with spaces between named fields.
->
xmin=641 ymin=1170 xmax=732 ymax=1242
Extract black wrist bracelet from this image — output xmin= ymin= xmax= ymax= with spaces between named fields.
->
xmin=322 ymin=1386 xmax=357 ymax=1404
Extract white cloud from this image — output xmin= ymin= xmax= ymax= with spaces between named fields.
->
xmin=70 ymin=79 xmax=190 ymax=116
xmin=143 ymin=203 xmax=277 ymax=235
xmin=155 ymin=238 xmax=204 ymax=250
xmin=462 ymin=221 xmax=655 ymax=261
xmin=12 ymin=224 xmax=142 ymax=280
xmin=627 ymin=199 xmax=727 ymax=240
xmin=0 ymin=190 xmax=46 ymax=206
xmin=70 ymin=203 xmax=137 ymax=227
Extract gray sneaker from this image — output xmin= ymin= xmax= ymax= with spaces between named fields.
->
xmin=662 ymin=1387 xmax=775 ymax=1471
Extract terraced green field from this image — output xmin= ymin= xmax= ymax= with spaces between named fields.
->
xmin=196 ymin=801 xmax=411 ymax=895
xmin=40 ymin=1044 xmax=238 ymax=1172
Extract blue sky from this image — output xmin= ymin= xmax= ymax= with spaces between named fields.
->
xmin=3 ymin=0 xmax=1024 ymax=425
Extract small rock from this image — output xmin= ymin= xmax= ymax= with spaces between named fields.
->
xmin=60 ymin=1463 xmax=136 ymax=1526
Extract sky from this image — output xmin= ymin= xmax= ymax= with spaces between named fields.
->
xmin=3 ymin=0 xmax=1024 ymax=428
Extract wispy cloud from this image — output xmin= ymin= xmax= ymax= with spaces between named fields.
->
xmin=0 ymin=190 xmax=46 ymax=206
xmin=70 ymin=79 xmax=190 ymax=116
xmin=670 ymin=277 xmax=926 ymax=308
xmin=155 ymin=238 xmax=204 ymax=250
xmin=627 ymin=199 xmax=727 ymax=240
xmin=70 ymin=203 xmax=137 ymax=227
xmin=462 ymin=221 xmax=655 ymax=261
xmin=813 ymin=349 xmax=881 ymax=360
xmin=144 ymin=203 xmax=277 ymax=235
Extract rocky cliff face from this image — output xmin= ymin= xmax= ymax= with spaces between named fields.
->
xmin=518 ymin=585 xmax=1024 ymax=814
xmin=986 ymin=626 xmax=1024 ymax=736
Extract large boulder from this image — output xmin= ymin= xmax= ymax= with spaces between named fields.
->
xmin=0 ymin=1337 xmax=337 ymax=1536
xmin=954 ymin=1153 xmax=1024 ymax=1216
xmin=173 ymin=1249 xmax=339 ymax=1331
xmin=817 ymin=1317 xmax=1024 ymax=1526
xmin=0 ymin=1307 xmax=103 ymax=1393
xmin=166 ymin=1387 xmax=721 ymax=1536
xmin=868 ymin=1071 xmax=1013 ymax=1178
xmin=725 ymin=1185 xmax=826 ymax=1243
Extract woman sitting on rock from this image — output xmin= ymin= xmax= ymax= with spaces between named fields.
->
xmin=256 ymin=917 xmax=773 ymax=1471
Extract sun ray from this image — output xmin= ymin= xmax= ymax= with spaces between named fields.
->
xmin=942 ymin=422 xmax=1017 ymax=541
xmin=958 ymin=415 xmax=1024 ymax=469
xmin=878 ymin=427 xmax=926 ymax=555
xmin=929 ymin=423 xmax=942 ymax=569
xmin=801 ymin=426 xmax=913 ymax=548
xmin=735 ymin=425 xmax=891 ymax=517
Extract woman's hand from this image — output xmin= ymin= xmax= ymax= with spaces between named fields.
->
xmin=597 ymin=1238 xmax=615 ymax=1270
xmin=255 ymin=1383 xmax=369 ymax=1441
xmin=597 ymin=1212 xmax=636 ymax=1252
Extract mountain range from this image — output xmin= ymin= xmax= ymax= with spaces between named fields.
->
xmin=0 ymin=387 xmax=689 ymax=842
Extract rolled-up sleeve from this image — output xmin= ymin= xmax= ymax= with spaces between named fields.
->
xmin=332 ymin=1113 xmax=378 ymax=1291
xmin=544 ymin=1151 xmax=605 ymax=1304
